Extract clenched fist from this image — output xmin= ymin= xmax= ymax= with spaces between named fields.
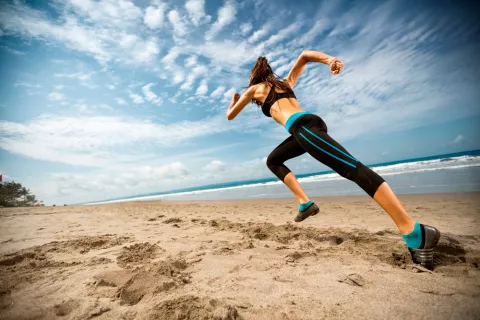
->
xmin=329 ymin=57 xmax=343 ymax=75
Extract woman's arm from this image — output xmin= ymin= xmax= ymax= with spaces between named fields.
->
xmin=286 ymin=50 xmax=343 ymax=88
xmin=226 ymin=87 xmax=255 ymax=120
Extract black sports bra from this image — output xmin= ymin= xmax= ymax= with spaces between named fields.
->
xmin=261 ymin=86 xmax=297 ymax=117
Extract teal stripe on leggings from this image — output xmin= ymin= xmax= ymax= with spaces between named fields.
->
xmin=299 ymin=132 xmax=357 ymax=168
xmin=302 ymin=126 xmax=358 ymax=163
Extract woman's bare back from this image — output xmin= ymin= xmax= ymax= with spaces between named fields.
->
xmin=253 ymin=82 xmax=305 ymax=126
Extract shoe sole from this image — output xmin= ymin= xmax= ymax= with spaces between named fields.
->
xmin=408 ymin=226 xmax=441 ymax=270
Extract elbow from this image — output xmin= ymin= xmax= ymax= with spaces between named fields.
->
xmin=300 ymin=50 xmax=310 ymax=63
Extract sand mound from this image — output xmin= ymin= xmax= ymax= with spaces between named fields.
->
xmin=87 ymin=256 xmax=196 ymax=307
xmin=117 ymin=242 xmax=164 ymax=269
xmin=147 ymin=295 xmax=243 ymax=320
xmin=203 ymin=219 xmax=480 ymax=272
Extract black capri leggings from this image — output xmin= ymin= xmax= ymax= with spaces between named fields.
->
xmin=266 ymin=113 xmax=385 ymax=198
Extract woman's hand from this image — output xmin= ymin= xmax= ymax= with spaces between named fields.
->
xmin=228 ymin=93 xmax=240 ymax=112
xmin=329 ymin=57 xmax=343 ymax=75
xmin=232 ymin=93 xmax=240 ymax=102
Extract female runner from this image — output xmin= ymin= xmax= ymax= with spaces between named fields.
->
xmin=226 ymin=50 xmax=441 ymax=268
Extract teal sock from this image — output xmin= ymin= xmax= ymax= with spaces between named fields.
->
xmin=299 ymin=200 xmax=313 ymax=212
xmin=402 ymin=222 xmax=422 ymax=249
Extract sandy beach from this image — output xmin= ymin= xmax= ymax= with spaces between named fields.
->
xmin=1 ymin=192 xmax=479 ymax=320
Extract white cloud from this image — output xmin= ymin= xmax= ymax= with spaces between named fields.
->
xmin=223 ymin=87 xmax=236 ymax=102
xmin=161 ymin=46 xmax=182 ymax=65
xmin=0 ymin=1 xmax=159 ymax=65
xmin=269 ymin=56 xmax=288 ymax=69
xmin=196 ymin=80 xmax=208 ymax=96
xmin=168 ymin=10 xmax=188 ymax=37
xmin=204 ymin=160 xmax=225 ymax=172
xmin=180 ymin=65 xmax=209 ymax=91
xmin=129 ymin=93 xmax=144 ymax=104
xmin=13 ymin=81 xmax=42 ymax=88
xmin=240 ymin=22 xmax=252 ymax=35
xmin=48 ymin=92 xmax=64 ymax=101
xmin=264 ymin=22 xmax=303 ymax=47
xmin=210 ymin=86 xmax=226 ymax=98
xmin=142 ymin=83 xmax=162 ymax=105
xmin=1 ymin=45 xmax=24 ymax=55
xmin=51 ymin=161 xmax=190 ymax=200
xmin=205 ymin=0 xmax=237 ymax=41
xmin=186 ymin=40 xmax=261 ymax=66
xmin=453 ymin=135 xmax=464 ymax=144
xmin=185 ymin=55 xmax=198 ymax=67
xmin=144 ymin=2 xmax=167 ymax=29
xmin=273 ymin=58 xmax=295 ymax=77
xmin=54 ymin=72 xmax=92 ymax=81
xmin=64 ymin=0 xmax=143 ymax=27
xmin=130 ymin=37 xmax=160 ymax=64
xmin=116 ymin=98 xmax=127 ymax=105
xmin=107 ymin=84 xmax=116 ymax=90
xmin=173 ymin=70 xmax=185 ymax=84
xmin=293 ymin=19 xmax=328 ymax=46
xmin=248 ymin=23 xmax=271 ymax=43
xmin=0 ymin=114 xmax=266 ymax=167
xmin=185 ymin=0 xmax=210 ymax=26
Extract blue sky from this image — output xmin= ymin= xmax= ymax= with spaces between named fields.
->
xmin=0 ymin=0 xmax=479 ymax=205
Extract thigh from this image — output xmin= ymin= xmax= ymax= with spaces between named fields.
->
xmin=295 ymin=125 xmax=359 ymax=171
xmin=268 ymin=135 xmax=306 ymax=163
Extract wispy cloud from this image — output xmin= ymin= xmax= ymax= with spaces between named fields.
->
xmin=205 ymin=0 xmax=237 ymax=41
xmin=13 ymin=81 xmax=42 ymax=88
xmin=185 ymin=0 xmax=210 ymax=26
xmin=142 ymin=83 xmax=162 ymax=105
xmin=144 ymin=2 xmax=167 ymax=29
xmin=196 ymin=79 xmax=209 ymax=96
xmin=168 ymin=10 xmax=188 ymax=37
xmin=116 ymin=98 xmax=127 ymax=105
xmin=210 ymin=86 xmax=226 ymax=98
xmin=0 ymin=0 xmax=160 ymax=65
xmin=129 ymin=93 xmax=144 ymax=104
xmin=0 ymin=45 xmax=24 ymax=55
xmin=240 ymin=22 xmax=252 ymax=36
xmin=47 ymin=92 xmax=64 ymax=101
xmin=453 ymin=134 xmax=464 ymax=144
xmin=54 ymin=72 xmax=93 ymax=81
xmin=0 ymin=113 xmax=268 ymax=167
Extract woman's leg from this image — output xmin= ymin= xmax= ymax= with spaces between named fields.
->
xmin=373 ymin=183 xmax=415 ymax=234
xmin=266 ymin=135 xmax=309 ymax=204
xmin=294 ymin=123 xmax=416 ymax=234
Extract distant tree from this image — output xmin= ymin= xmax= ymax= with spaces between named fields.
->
xmin=21 ymin=187 xmax=29 ymax=206
xmin=0 ymin=181 xmax=41 ymax=207
xmin=26 ymin=194 xmax=36 ymax=205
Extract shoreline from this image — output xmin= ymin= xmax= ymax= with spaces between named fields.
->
xmin=82 ymin=190 xmax=480 ymax=206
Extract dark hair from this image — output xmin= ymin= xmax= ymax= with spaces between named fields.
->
xmin=247 ymin=56 xmax=292 ymax=106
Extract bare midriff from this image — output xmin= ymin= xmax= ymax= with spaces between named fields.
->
xmin=269 ymin=98 xmax=305 ymax=127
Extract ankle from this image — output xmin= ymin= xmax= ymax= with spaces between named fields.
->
xmin=298 ymin=198 xmax=310 ymax=204
xmin=299 ymin=200 xmax=313 ymax=212
xmin=399 ymin=219 xmax=416 ymax=235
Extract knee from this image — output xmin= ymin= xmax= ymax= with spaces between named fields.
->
xmin=351 ymin=162 xmax=385 ymax=197
xmin=266 ymin=154 xmax=279 ymax=171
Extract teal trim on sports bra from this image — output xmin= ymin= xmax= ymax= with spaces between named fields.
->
xmin=285 ymin=111 xmax=312 ymax=133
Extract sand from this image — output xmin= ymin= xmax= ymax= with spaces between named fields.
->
xmin=1 ymin=192 xmax=479 ymax=320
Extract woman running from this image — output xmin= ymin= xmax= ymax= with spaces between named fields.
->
xmin=226 ymin=50 xmax=441 ymax=268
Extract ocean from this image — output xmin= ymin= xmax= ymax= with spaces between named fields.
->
xmin=86 ymin=150 xmax=480 ymax=205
